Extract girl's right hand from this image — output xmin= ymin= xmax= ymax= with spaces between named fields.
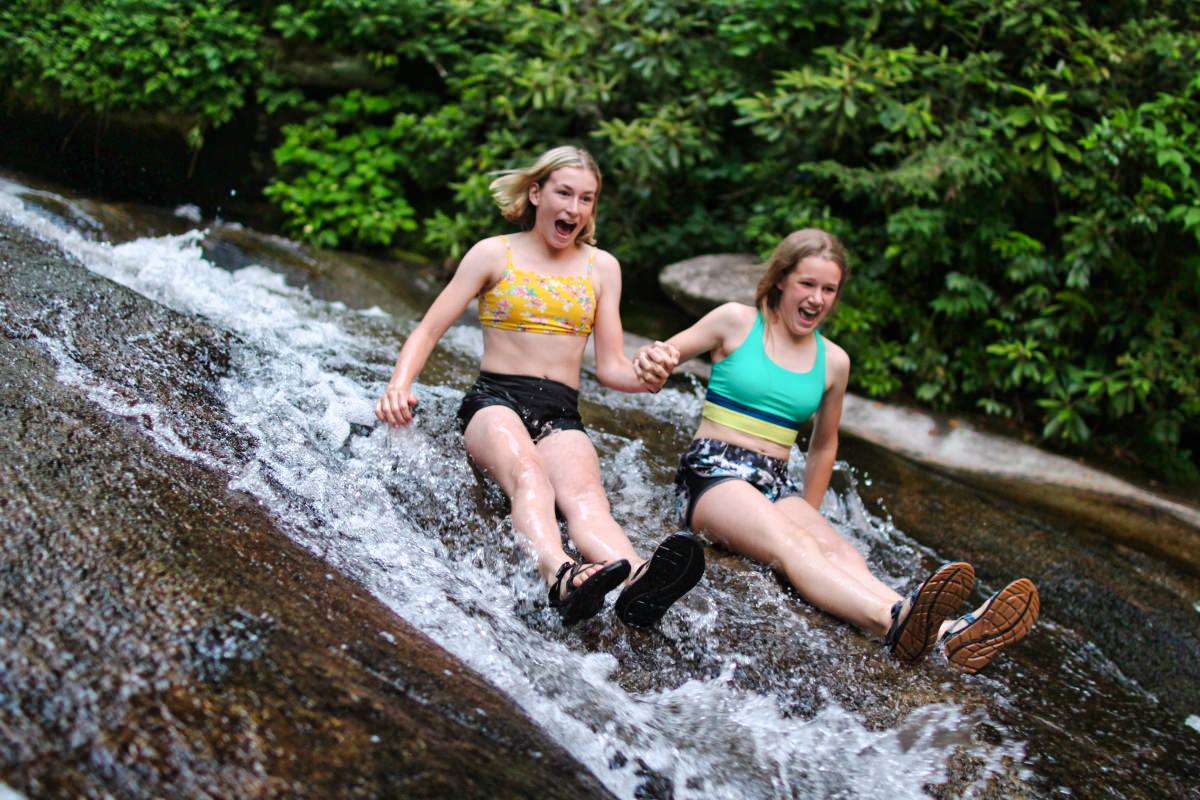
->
xmin=376 ymin=383 xmax=418 ymax=426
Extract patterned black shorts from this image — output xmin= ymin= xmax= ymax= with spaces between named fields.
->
xmin=673 ymin=437 xmax=801 ymax=528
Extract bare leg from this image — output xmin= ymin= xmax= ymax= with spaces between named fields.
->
xmin=536 ymin=430 xmax=704 ymax=627
xmin=775 ymin=496 xmax=901 ymax=606
xmin=692 ymin=480 xmax=895 ymax=637
xmin=535 ymin=429 xmax=643 ymax=574
xmin=463 ymin=407 xmax=600 ymax=588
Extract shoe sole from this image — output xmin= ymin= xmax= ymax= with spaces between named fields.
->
xmin=556 ymin=560 xmax=631 ymax=625
xmin=615 ymin=533 xmax=705 ymax=627
xmin=892 ymin=561 xmax=975 ymax=664
xmin=944 ymin=578 xmax=1040 ymax=674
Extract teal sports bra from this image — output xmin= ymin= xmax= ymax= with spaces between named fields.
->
xmin=701 ymin=312 xmax=826 ymax=447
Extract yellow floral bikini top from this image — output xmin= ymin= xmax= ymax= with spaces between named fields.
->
xmin=478 ymin=235 xmax=596 ymax=336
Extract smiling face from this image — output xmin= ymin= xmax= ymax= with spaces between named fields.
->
xmin=774 ymin=256 xmax=843 ymax=337
xmin=527 ymin=166 xmax=598 ymax=249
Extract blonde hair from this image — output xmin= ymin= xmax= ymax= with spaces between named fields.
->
xmin=755 ymin=228 xmax=849 ymax=312
xmin=489 ymin=146 xmax=603 ymax=245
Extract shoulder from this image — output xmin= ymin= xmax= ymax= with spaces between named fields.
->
xmin=589 ymin=245 xmax=620 ymax=275
xmin=704 ymin=302 xmax=757 ymax=337
xmin=820 ymin=334 xmax=850 ymax=382
xmin=689 ymin=302 xmax=756 ymax=354
xmin=714 ymin=302 xmax=757 ymax=325
xmin=821 ymin=333 xmax=849 ymax=365
xmin=462 ymin=235 xmax=508 ymax=263
xmin=455 ymin=235 xmax=508 ymax=281
xmin=588 ymin=245 xmax=622 ymax=293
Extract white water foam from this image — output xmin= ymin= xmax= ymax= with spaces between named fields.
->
xmin=1 ymin=178 xmax=1028 ymax=798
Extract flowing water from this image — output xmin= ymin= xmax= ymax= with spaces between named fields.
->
xmin=2 ymin=170 xmax=1197 ymax=799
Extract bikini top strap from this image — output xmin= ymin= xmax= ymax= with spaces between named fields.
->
xmin=500 ymin=234 xmax=512 ymax=271
xmin=586 ymin=246 xmax=595 ymax=273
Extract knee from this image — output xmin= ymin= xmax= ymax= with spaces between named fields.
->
xmin=766 ymin=525 xmax=821 ymax=565
xmin=824 ymin=537 xmax=862 ymax=564
xmin=507 ymin=454 xmax=553 ymax=496
xmin=558 ymin=484 xmax=612 ymax=520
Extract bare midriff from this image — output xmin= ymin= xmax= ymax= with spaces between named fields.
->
xmin=479 ymin=326 xmax=589 ymax=388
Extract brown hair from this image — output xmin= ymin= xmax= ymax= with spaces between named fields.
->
xmin=489 ymin=146 xmax=603 ymax=245
xmin=754 ymin=228 xmax=849 ymax=312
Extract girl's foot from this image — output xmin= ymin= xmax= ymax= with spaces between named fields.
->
xmin=548 ymin=559 xmax=631 ymax=625
xmin=615 ymin=533 xmax=705 ymax=627
xmin=941 ymin=578 xmax=1040 ymax=674
xmin=885 ymin=561 xmax=975 ymax=663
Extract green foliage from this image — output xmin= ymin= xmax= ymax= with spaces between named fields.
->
xmin=1 ymin=0 xmax=1197 ymax=479
xmin=264 ymin=92 xmax=419 ymax=248
xmin=1 ymin=0 xmax=262 ymax=147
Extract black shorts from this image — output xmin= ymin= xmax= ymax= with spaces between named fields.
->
xmin=457 ymin=371 xmax=586 ymax=442
xmin=673 ymin=438 xmax=801 ymax=529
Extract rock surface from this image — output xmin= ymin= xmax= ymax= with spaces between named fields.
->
xmin=4 ymin=188 xmax=1200 ymax=798
xmin=658 ymin=253 xmax=760 ymax=317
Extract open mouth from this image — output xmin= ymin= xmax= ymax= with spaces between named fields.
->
xmin=798 ymin=307 xmax=819 ymax=323
xmin=554 ymin=219 xmax=577 ymax=237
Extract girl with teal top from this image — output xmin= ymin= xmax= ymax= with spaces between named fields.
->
xmin=635 ymin=229 xmax=1040 ymax=672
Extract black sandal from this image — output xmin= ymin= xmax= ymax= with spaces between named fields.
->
xmin=615 ymin=533 xmax=705 ymax=627
xmin=548 ymin=559 xmax=631 ymax=625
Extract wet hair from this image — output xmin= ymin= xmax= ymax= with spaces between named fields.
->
xmin=489 ymin=146 xmax=602 ymax=245
xmin=754 ymin=228 xmax=850 ymax=313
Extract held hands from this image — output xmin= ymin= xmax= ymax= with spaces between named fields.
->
xmin=375 ymin=382 xmax=418 ymax=427
xmin=633 ymin=341 xmax=679 ymax=393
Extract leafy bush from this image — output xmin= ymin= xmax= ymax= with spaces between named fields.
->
xmin=735 ymin=1 xmax=1200 ymax=479
xmin=1 ymin=0 xmax=262 ymax=148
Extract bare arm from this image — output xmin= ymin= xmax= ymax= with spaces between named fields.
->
xmin=632 ymin=302 xmax=755 ymax=387
xmin=802 ymin=338 xmax=850 ymax=508
xmin=634 ymin=302 xmax=753 ymax=367
xmin=375 ymin=238 xmax=500 ymax=426
xmin=590 ymin=251 xmax=665 ymax=392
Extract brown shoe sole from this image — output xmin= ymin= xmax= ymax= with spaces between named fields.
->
xmin=892 ymin=561 xmax=976 ymax=663
xmin=944 ymin=578 xmax=1040 ymax=674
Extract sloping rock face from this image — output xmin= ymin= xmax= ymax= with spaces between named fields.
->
xmin=0 ymin=219 xmax=614 ymax=799
xmin=7 ymin=180 xmax=1200 ymax=798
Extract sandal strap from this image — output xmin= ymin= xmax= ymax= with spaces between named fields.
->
xmin=936 ymin=587 xmax=1003 ymax=642
xmin=941 ymin=587 xmax=1000 ymax=642
xmin=883 ymin=585 xmax=921 ymax=648
xmin=883 ymin=599 xmax=903 ymax=647
xmin=549 ymin=561 xmax=576 ymax=604
xmin=549 ymin=560 xmax=603 ymax=605
xmin=940 ymin=611 xmax=977 ymax=641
